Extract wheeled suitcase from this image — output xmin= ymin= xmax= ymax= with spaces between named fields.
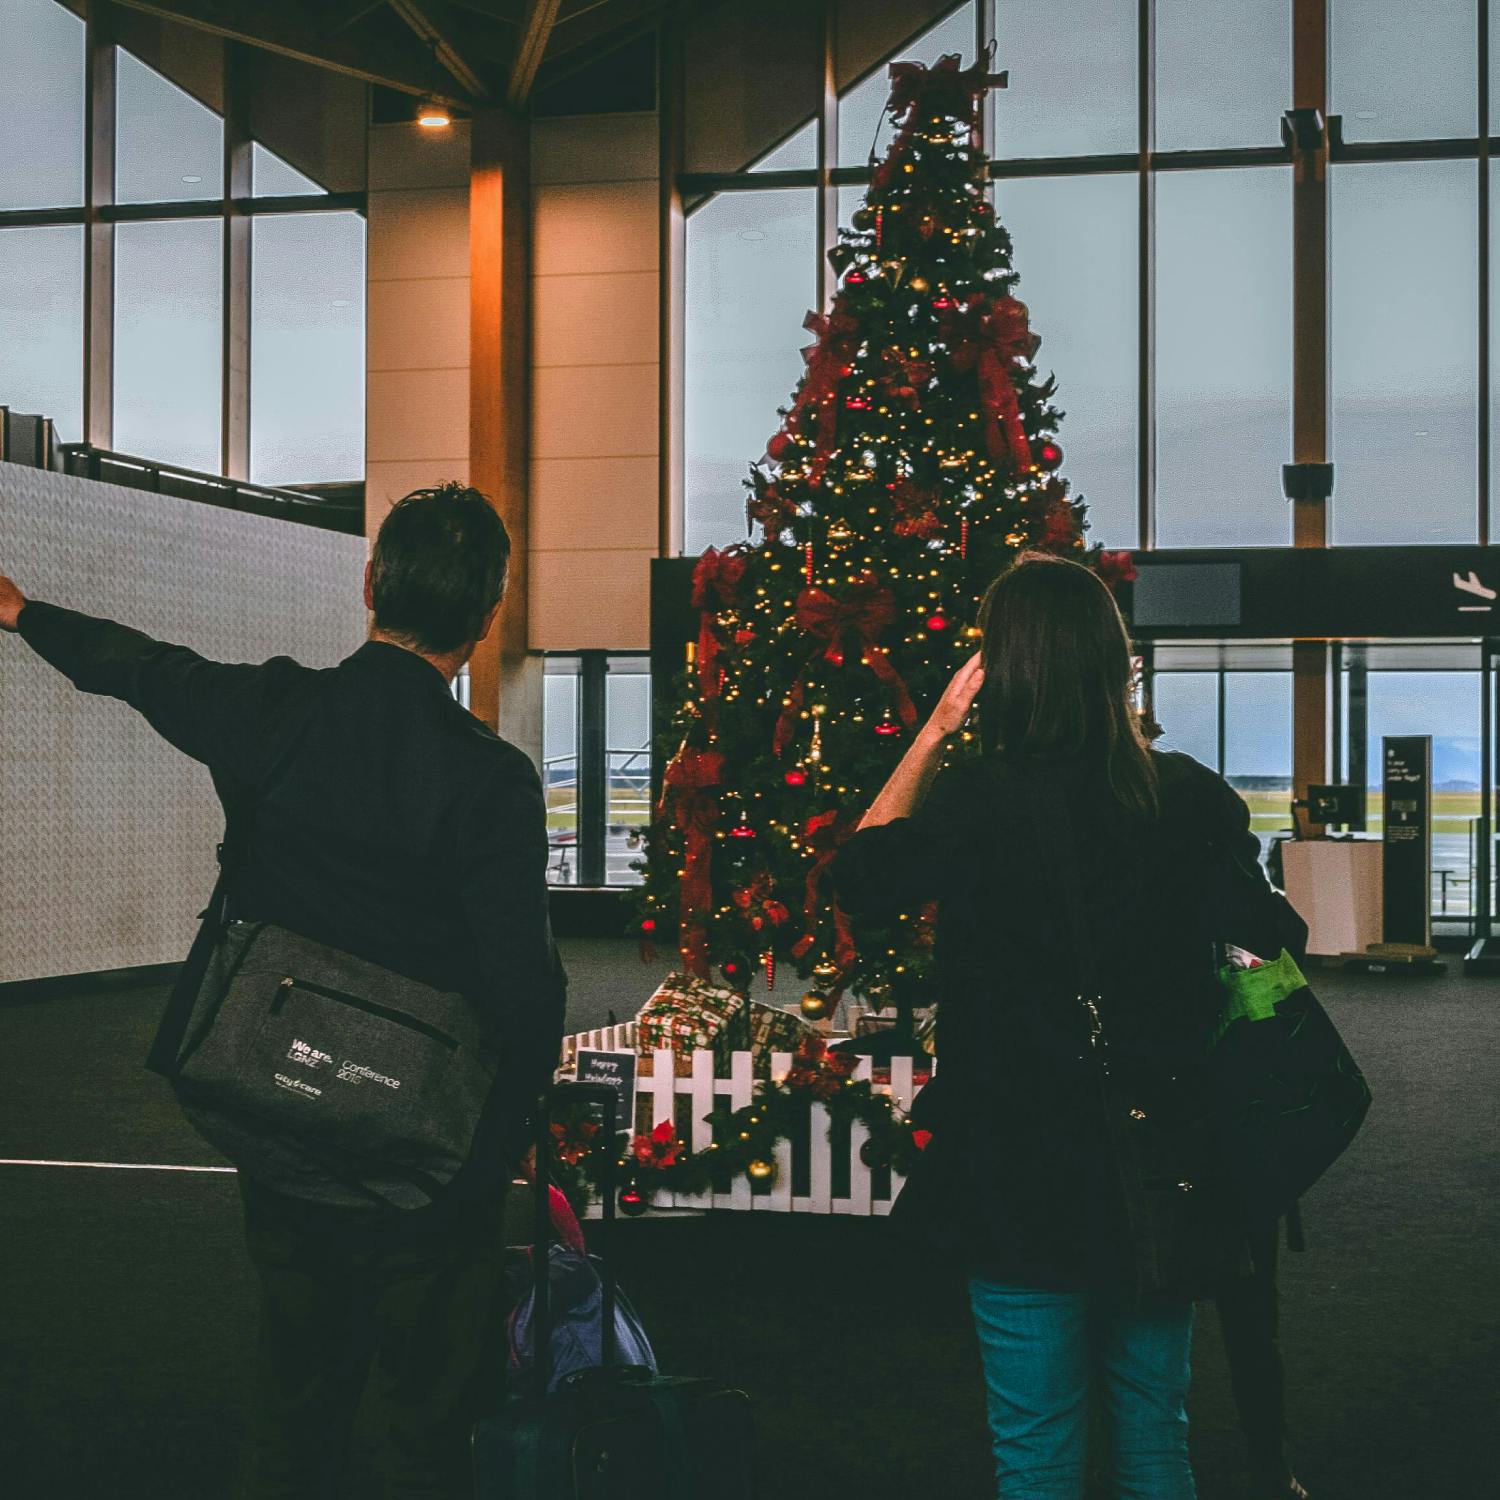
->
xmin=472 ymin=1083 xmax=755 ymax=1498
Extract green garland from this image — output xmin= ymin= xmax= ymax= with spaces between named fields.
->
xmin=548 ymin=1038 xmax=933 ymax=1211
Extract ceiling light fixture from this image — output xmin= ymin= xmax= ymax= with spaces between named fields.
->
xmin=417 ymin=100 xmax=451 ymax=128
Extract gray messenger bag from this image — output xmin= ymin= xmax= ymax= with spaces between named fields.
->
xmin=149 ymin=819 xmax=500 ymax=1211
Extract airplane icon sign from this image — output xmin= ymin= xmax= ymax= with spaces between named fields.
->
xmin=1454 ymin=570 xmax=1496 ymax=611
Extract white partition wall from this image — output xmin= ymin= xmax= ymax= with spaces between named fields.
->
xmin=0 ymin=461 xmax=365 ymax=983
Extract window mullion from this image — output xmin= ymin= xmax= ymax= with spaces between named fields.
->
xmin=222 ymin=39 xmax=252 ymax=481
xmin=83 ymin=5 xmax=115 ymax=451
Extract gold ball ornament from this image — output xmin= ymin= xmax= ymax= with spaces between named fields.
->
xmin=746 ymin=1157 xmax=777 ymax=1184
xmin=800 ymin=991 xmax=832 ymax=1021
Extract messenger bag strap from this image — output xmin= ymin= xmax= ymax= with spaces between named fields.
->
xmin=145 ymin=792 xmax=249 ymax=1079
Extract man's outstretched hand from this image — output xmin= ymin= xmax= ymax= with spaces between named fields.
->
xmin=0 ymin=574 xmax=27 ymax=632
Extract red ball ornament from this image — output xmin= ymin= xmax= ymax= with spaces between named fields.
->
xmin=767 ymin=431 xmax=793 ymax=461
xmin=926 ymin=613 xmax=948 ymax=631
xmin=1037 ymin=441 xmax=1064 ymax=470
xmin=728 ymin=823 xmax=756 ymax=840
xmin=874 ymin=720 xmax=902 ymax=737
xmin=846 ymin=270 xmax=867 ymax=284
xmin=784 ymin=768 xmax=808 ymax=787
xmin=640 ymin=918 xmax=656 ymax=934
xmin=845 ymin=396 xmax=871 ymax=411
xmin=618 ymin=1187 xmax=647 ymax=1218
xmin=931 ymin=296 xmax=955 ymax=310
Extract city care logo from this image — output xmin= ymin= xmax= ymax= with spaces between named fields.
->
xmin=286 ymin=1038 xmax=333 ymax=1070
xmin=274 ymin=1072 xmax=323 ymax=1099
xmin=336 ymin=1059 xmax=402 ymax=1090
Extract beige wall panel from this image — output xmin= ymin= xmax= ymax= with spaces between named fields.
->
xmin=367 ymin=187 xmax=471 ymax=282
xmin=530 ymin=456 xmax=658 ymax=552
xmin=368 ymin=276 xmax=470 ymax=373
xmin=533 ymin=182 xmax=658 ymax=276
xmin=531 ymin=364 xmax=657 ymax=461
xmin=532 ymin=272 xmax=659 ymax=369
xmin=365 ymin=457 xmax=470 ymax=513
xmin=367 ymin=368 xmax=471 ymax=465
xmin=532 ymin=113 xmax=657 ymax=185
xmin=529 ymin=548 xmax=653 ymax=650
xmin=368 ymin=121 xmax=472 ymax=191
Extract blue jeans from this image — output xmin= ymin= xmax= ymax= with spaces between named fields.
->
xmin=969 ymin=1278 xmax=1196 ymax=1500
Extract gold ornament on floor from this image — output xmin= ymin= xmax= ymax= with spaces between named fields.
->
xmin=800 ymin=991 xmax=832 ymax=1022
xmin=746 ymin=1157 xmax=777 ymax=1184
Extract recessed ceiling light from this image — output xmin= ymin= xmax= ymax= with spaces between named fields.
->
xmin=417 ymin=99 xmax=451 ymax=128
xmin=332 ymin=299 xmax=351 ymax=307
xmin=182 ymin=174 xmax=202 ymax=183
xmin=1355 ymin=111 xmax=1378 ymax=120
xmin=738 ymin=229 xmax=766 ymax=242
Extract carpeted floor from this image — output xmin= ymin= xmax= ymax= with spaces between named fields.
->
xmin=0 ymin=947 xmax=1495 ymax=1500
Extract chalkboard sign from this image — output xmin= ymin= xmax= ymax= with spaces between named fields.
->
xmin=1382 ymin=736 xmax=1432 ymax=947
xmin=575 ymin=1050 xmax=638 ymax=1135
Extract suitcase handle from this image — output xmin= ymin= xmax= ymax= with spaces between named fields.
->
xmin=531 ymin=1082 xmax=622 ymax=1392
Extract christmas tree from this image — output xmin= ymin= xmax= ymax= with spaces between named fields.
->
xmin=637 ymin=54 xmax=1132 ymax=1020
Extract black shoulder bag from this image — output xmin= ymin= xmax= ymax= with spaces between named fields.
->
xmin=147 ymin=801 xmax=501 ymax=1211
xmin=1027 ymin=786 xmax=1247 ymax=1300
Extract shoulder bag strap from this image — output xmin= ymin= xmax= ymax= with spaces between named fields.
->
xmin=145 ymin=792 xmax=251 ymax=1079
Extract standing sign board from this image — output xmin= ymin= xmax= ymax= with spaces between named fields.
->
xmin=574 ymin=1049 xmax=638 ymax=1135
xmin=1382 ymin=736 xmax=1432 ymax=947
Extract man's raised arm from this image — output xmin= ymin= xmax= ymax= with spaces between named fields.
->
xmin=1 ymin=571 xmax=292 ymax=784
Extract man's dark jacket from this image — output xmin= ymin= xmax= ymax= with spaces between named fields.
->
xmin=17 ymin=600 xmax=567 ymax=1221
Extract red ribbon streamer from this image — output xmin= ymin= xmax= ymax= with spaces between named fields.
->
xmin=785 ymin=308 xmax=860 ymax=485
xmin=886 ymin=54 xmax=1006 ymax=129
xmin=665 ymin=747 xmax=725 ymax=977
xmin=941 ymin=294 xmax=1037 ymax=473
xmin=791 ymin=810 xmax=857 ymax=971
xmin=690 ymin=547 xmax=749 ymax=714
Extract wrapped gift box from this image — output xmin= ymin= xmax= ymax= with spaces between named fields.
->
xmin=636 ymin=973 xmax=748 ymax=1077
xmin=747 ymin=1001 xmax=816 ymax=1077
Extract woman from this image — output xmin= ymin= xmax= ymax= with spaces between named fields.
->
xmin=832 ymin=552 xmax=1307 ymax=1500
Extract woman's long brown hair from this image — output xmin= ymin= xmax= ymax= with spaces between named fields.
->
xmin=976 ymin=551 xmax=1158 ymax=819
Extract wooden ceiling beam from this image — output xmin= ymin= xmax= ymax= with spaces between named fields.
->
xmin=387 ymin=0 xmax=495 ymax=101
xmin=507 ymin=0 xmax=563 ymax=108
xmin=103 ymin=0 xmax=478 ymax=101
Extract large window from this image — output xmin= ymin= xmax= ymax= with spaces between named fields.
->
xmin=542 ymin=655 xmax=651 ymax=888
xmin=0 ymin=2 xmax=365 ymax=485
xmin=1149 ymin=649 xmax=1295 ymax=860
xmin=676 ymin=0 xmax=1500 ymax=553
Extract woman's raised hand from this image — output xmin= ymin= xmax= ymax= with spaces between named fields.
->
xmin=925 ymin=651 xmax=985 ymax=738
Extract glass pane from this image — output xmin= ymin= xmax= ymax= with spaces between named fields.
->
xmin=251 ymin=212 xmax=365 ymax=485
xmin=751 ymin=119 xmax=818 ymax=172
xmin=999 ymin=174 xmax=1137 ymax=547
xmin=0 ymin=0 xmax=85 ymax=211
xmin=1366 ymin=672 xmax=1481 ymax=918
xmin=1225 ymin=672 xmax=1293 ymax=861
xmin=1156 ymin=168 xmax=1292 ymax=548
xmin=606 ymin=663 xmax=651 ymax=887
xmin=114 ymin=218 xmax=223 ymax=473
xmin=684 ymin=188 xmax=817 ymax=554
xmin=0 ymin=225 xmax=83 ymax=440
xmin=1332 ymin=0 xmax=1476 ymax=143
xmin=116 ymin=49 xmax=223 ymax=203
xmin=252 ymin=143 xmax=324 ymax=197
xmin=838 ymin=3 xmax=976 ymax=168
xmin=1332 ymin=161 xmax=1477 ymax=543
xmin=994 ymin=0 xmax=1135 ymax=159
xmin=1155 ymin=0 xmax=1290 ymax=152
xmin=1150 ymin=673 xmax=1218 ymax=769
xmin=543 ymin=669 xmax=581 ymax=886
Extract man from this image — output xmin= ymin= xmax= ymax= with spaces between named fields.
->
xmin=0 ymin=482 xmax=567 ymax=1498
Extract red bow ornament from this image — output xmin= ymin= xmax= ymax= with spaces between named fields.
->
xmin=773 ymin=574 xmax=917 ymax=756
xmin=732 ymin=872 xmax=791 ymax=934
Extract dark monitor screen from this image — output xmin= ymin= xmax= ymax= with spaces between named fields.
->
xmin=1131 ymin=562 xmax=1243 ymax=628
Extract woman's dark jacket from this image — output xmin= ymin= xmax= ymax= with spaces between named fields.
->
xmin=831 ymin=749 xmax=1309 ymax=1292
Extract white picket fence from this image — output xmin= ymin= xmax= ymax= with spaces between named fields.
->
xmin=559 ymin=1022 xmax=933 ymax=1219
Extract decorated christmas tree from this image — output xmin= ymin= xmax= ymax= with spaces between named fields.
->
xmin=636 ymin=54 xmax=1132 ymax=1022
